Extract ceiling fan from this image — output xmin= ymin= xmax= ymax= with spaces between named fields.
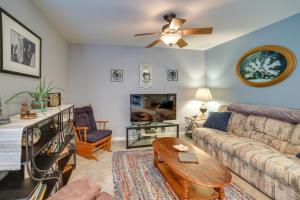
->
xmin=134 ymin=13 xmax=213 ymax=48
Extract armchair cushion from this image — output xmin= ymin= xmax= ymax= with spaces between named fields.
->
xmin=81 ymin=130 xmax=112 ymax=143
xmin=74 ymin=106 xmax=97 ymax=130
xmin=74 ymin=113 xmax=94 ymax=131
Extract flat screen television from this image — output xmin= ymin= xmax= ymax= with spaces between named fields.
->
xmin=130 ymin=94 xmax=176 ymax=122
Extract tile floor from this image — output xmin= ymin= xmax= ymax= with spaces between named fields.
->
xmin=69 ymin=136 xmax=271 ymax=200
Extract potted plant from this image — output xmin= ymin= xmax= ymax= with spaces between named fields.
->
xmin=5 ymin=78 xmax=62 ymax=110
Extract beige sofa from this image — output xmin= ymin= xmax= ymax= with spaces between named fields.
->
xmin=193 ymin=103 xmax=300 ymax=200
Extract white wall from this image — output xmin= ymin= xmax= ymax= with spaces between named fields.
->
xmin=69 ymin=44 xmax=205 ymax=138
xmin=0 ymin=0 xmax=69 ymax=115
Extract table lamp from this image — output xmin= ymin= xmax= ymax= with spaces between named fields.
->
xmin=195 ymin=88 xmax=213 ymax=118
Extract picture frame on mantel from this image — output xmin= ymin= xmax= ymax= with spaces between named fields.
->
xmin=0 ymin=7 xmax=42 ymax=79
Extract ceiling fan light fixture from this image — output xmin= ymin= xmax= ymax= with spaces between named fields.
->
xmin=160 ymin=32 xmax=182 ymax=46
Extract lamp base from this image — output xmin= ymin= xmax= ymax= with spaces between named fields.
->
xmin=199 ymin=103 xmax=207 ymax=118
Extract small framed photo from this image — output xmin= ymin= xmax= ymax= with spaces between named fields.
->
xmin=111 ymin=69 xmax=123 ymax=82
xmin=48 ymin=93 xmax=61 ymax=107
xmin=140 ymin=64 xmax=152 ymax=88
xmin=167 ymin=69 xmax=178 ymax=81
xmin=0 ymin=8 xmax=41 ymax=78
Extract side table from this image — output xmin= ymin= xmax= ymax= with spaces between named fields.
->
xmin=184 ymin=117 xmax=206 ymax=138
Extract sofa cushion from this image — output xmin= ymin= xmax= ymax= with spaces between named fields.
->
xmin=193 ymin=128 xmax=278 ymax=159
xmin=227 ymin=103 xmax=300 ymax=155
xmin=227 ymin=112 xmax=247 ymax=135
xmin=203 ymin=112 xmax=232 ymax=132
xmin=228 ymin=103 xmax=300 ymax=124
xmin=193 ymin=128 xmax=300 ymax=190
xmin=81 ymin=130 xmax=112 ymax=143
xmin=291 ymin=125 xmax=300 ymax=145
xmin=244 ymin=115 xmax=300 ymax=154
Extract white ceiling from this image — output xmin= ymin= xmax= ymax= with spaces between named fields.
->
xmin=32 ymin=0 xmax=300 ymax=50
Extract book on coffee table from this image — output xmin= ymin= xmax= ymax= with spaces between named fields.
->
xmin=178 ymin=152 xmax=199 ymax=163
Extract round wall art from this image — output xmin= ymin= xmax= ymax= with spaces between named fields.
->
xmin=236 ymin=45 xmax=296 ymax=87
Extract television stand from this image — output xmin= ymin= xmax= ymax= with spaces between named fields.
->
xmin=126 ymin=122 xmax=179 ymax=149
xmin=131 ymin=121 xmax=152 ymax=126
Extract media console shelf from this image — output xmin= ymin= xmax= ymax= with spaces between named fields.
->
xmin=126 ymin=122 xmax=179 ymax=149
xmin=0 ymin=105 xmax=76 ymax=200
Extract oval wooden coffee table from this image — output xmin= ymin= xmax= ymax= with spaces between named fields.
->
xmin=152 ymin=137 xmax=231 ymax=200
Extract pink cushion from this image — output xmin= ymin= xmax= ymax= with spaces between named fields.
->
xmin=48 ymin=177 xmax=101 ymax=200
xmin=96 ymin=192 xmax=114 ymax=200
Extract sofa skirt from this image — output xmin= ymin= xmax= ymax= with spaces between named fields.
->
xmin=193 ymin=137 xmax=300 ymax=200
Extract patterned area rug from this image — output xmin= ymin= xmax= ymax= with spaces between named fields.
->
xmin=113 ymin=150 xmax=256 ymax=200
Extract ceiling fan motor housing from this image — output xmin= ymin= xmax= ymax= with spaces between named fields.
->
xmin=163 ymin=13 xmax=176 ymax=22
xmin=162 ymin=13 xmax=177 ymax=32
xmin=134 ymin=12 xmax=213 ymax=48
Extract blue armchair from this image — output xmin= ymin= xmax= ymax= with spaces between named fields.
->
xmin=73 ymin=105 xmax=112 ymax=160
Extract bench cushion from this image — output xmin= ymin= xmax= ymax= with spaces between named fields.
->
xmin=81 ymin=130 xmax=112 ymax=143
xmin=48 ymin=177 xmax=101 ymax=200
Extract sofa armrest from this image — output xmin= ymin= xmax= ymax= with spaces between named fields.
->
xmin=194 ymin=120 xmax=205 ymax=128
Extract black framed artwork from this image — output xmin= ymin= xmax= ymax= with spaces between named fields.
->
xmin=167 ymin=69 xmax=178 ymax=81
xmin=0 ymin=7 xmax=41 ymax=78
xmin=111 ymin=69 xmax=123 ymax=82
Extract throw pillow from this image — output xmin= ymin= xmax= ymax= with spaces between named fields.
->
xmin=296 ymin=152 xmax=300 ymax=159
xmin=203 ymin=112 xmax=232 ymax=132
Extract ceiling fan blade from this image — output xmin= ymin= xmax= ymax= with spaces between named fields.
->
xmin=134 ymin=32 xmax=160 ymax=37
xmin=169 ymin=18 xmax=186 ymax=30
xmin=182 ymin=27 xmax=213 ymax=35
xmin=146 ymin=39 xmax=161 ymax=48
xmin=177 ymin=38 xmax=188 ymax=48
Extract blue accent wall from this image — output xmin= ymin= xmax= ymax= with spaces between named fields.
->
xmin=205 ymin=13 xmax=300 ymax=109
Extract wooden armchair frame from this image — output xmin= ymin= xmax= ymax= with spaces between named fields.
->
xmin=73 ymin=121 xmax=112 ymax=160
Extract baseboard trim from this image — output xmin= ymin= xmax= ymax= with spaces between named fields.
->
xmin=112 ymin=137 xmax=126 ymax=141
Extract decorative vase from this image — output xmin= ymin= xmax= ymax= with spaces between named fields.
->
xmin=31 ymin=100 xmax=47 ymax=110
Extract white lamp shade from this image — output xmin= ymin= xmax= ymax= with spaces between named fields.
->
xmin=195 ymin=88 xmax=213 ymax=102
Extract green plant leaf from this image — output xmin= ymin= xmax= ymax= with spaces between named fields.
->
xmin=5 ymin=91 xmax=32 ymax=104
xmin=5 ymin=77 xmax=62 ymax=103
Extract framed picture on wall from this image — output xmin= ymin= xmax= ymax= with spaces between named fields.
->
xmin=0 ymin=8 xmax=42 ymax=79
xmin=111 ymin=69 xmax=123 ymax=82
xmin=236 ymin=45 xmax=296 ymax=87
xmin=139 ymin=64 xmax=152 ymax=88
xmin=167 ymin=69 xmax=178 ymax=81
